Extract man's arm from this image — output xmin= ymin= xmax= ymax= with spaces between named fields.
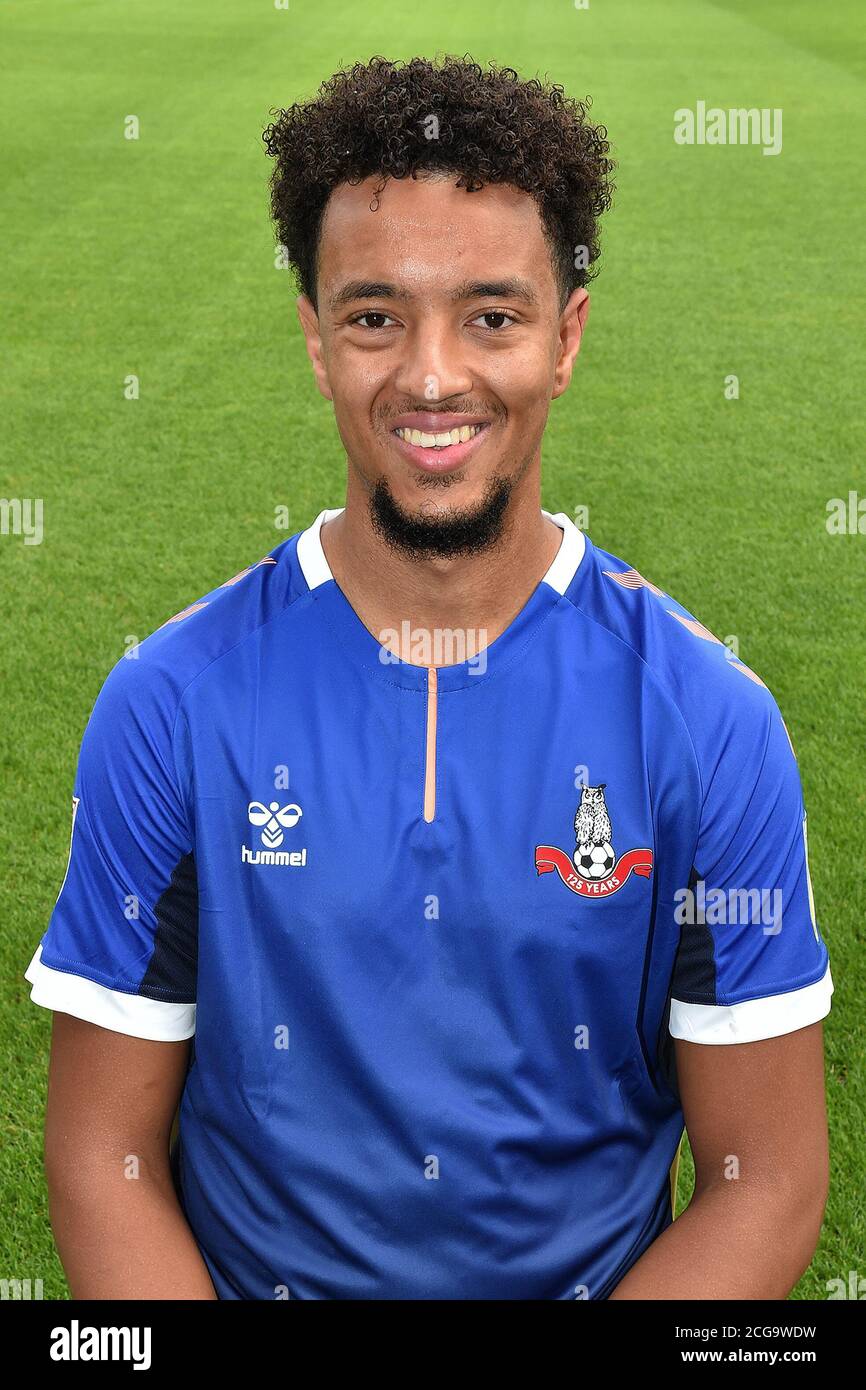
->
xmin=608 ymin=1021 xmax=829 ymax=1299
xmin=44 ymin=1011 xmax=218 ymax=1299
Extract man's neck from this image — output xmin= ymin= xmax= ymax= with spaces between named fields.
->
xmin=319 ymin=483 xmax=563 ymax=667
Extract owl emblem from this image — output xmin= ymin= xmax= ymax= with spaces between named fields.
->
xmin=573 ymin=784 xmax=615 ymax=879
xmin=574 ymin=783 xmax=612 ymax=847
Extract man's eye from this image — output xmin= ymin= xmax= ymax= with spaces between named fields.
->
xmin=470 ymin=310 xmax=516 ymax=331
xmin=350 ymin=311 xmax=395 ymax=329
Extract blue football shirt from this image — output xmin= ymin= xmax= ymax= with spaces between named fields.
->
xmin=25 ymin=508 xmax=832 ymax=1299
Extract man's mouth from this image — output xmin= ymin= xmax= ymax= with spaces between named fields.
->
xmin=393 ymin=423 xmax=486 ymax=449
xmin=388 ymin=417 xmax=491 ymax=471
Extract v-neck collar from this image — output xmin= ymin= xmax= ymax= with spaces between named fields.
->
xmin=296 ymin=506 xmax=587 ymax=691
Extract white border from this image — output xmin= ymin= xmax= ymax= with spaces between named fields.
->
xmin=670 ymin=964 xmax=833 ymax=1044
xmin=24 ymin=944 xmax=196 ymax=1041
xmin=540 ymin=510 xmax=586 ymax=596
xmin=55 ymin=795 xmax=80 ymax=905
xmin=296 ymin=507 xmax=343 ymax=590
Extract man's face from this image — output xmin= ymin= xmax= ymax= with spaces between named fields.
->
xmin=298 ymin=172 xmax=588 ymax=555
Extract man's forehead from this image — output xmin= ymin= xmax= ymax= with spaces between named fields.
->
xmin=318 ymin=173 xmax=552 ymax=294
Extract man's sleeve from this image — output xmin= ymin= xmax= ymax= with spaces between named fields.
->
xmin=669 ymin=684 xmax=832 ymax=1045
xmin=24 ymin=655 xmax=197 ymax=1041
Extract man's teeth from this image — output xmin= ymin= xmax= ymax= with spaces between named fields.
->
xmin=394 ymin=424 xmax=485 ymax=448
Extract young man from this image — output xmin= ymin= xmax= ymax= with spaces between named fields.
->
xmin=26 ymin=56 xmax=831 ymax=1300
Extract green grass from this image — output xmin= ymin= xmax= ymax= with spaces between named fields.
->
xmin=2 ymin=0 xmax=863 ymax=1300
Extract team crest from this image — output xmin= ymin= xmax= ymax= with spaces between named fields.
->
xmin=535 ymin=783 xmax=653 ymax=898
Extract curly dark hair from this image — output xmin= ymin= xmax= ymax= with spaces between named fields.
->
xmin=262 ymin=55 xmax=615 ymax=310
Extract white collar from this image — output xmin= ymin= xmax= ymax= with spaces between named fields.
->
xmin=297 ymin=506 xmax=585 ymax=597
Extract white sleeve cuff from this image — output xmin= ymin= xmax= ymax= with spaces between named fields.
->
xmin=24 ymin=944 xmax=196 ymax=1041
xmin=669 ymin=963 xmax=832 ymax=1044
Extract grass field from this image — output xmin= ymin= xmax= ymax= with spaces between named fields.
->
xmin=1 ymin=0 xmax=863 ymax=1299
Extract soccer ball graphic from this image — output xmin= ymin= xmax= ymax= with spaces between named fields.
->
xmin=574 ymin=841 xmax=616 ymax=880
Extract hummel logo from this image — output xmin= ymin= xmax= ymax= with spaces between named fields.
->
xmin=247 ymin=800 xmax=302 ymax=848
xmin=242 ymin=798 xmax=307 ymax=868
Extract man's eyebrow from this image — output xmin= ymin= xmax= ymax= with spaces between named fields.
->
xmin=327 ymin=277 xmax=539 ymax=310
xmin=328 ymin=281 xmax=407 ymax=310
xmin=450 ymin=279 xmax=539 ymax=306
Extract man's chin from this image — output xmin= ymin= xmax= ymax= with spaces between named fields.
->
xmin=370 ymin=476 xmax=513 ymax=559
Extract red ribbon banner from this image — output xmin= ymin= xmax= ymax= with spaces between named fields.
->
xmin=535 ymin=844 xmax=653 ymax=897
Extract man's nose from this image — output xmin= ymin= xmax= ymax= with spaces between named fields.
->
xmin=393 ymin=321 xmax=474 ymax=403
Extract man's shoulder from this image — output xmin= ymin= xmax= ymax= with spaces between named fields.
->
xmin=86 ymin=532 xmax=310 ymax=733
xmin=567 ymin=535 xmax=786 ymax=743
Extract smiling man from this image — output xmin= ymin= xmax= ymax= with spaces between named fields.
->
xmin=26 ymin=56 xmax=832 ymax=1300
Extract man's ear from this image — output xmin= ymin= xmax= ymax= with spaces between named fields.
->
xmin=552 ymin=288 xmax=590 ymax=400
xmin=296 ymin=294 xmax=333 ymax=402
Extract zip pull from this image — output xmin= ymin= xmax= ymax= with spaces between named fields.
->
xmin=423 ymin=666 xmax=438 ymax=823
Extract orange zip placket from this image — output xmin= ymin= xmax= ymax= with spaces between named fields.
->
xmin=423 ymin=666 xmax=438 ymax=822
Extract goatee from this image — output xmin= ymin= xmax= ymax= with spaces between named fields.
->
xmin=369 ymin=476 xmax=513 ymax=558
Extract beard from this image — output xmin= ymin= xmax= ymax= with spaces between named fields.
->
xmin=369 ymin=474 xmax=514 ymax=558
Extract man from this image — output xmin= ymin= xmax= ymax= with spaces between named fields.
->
xmin=26 ymin=56 xmax=831 ymax=1300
